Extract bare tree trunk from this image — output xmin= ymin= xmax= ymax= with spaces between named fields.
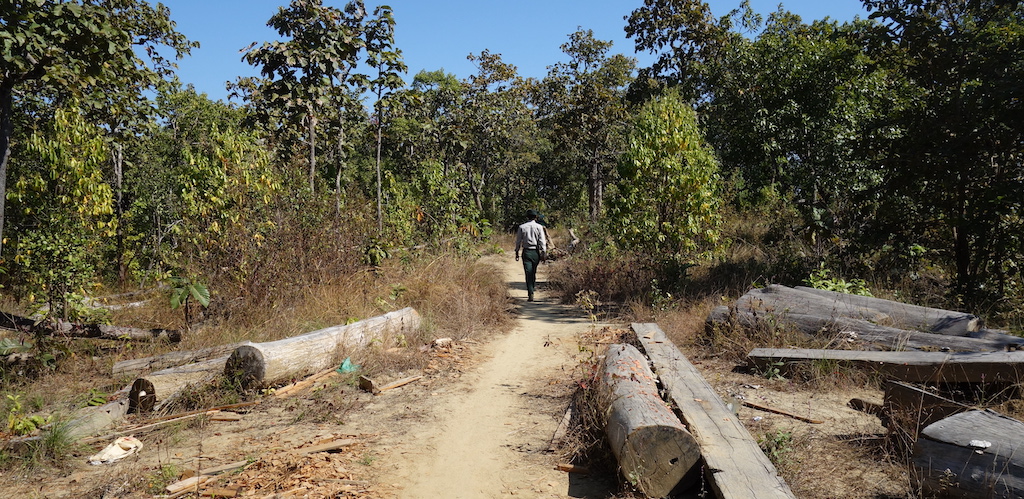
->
xmin=0 ymin=83 xmax=13 ymax=260
xmin=308 ymin=109 xmax=317 ymax=193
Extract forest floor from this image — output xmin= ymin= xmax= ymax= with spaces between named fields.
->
xmin=0 ymin=254 xmax=914 ymax=498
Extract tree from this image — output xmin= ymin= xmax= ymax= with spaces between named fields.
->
xmin=608 ymin=89 xmax=723 ymax=260
xmin=0 ymin=0 xmax=194 ymax=260
xmin=864 ymin=0 xmax=1024 ymax=304
xmin=533 ymin=29 xmax=635 ymax=223
xmin=351 ymin=4 xmax=406 ymax=234
xmin=7 ymin=105 xmax=113 ymax=320
xmin=241 ymin=0 xmax=365 ymax=193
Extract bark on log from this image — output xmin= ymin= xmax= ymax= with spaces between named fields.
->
xmin=600 ymin=343 xmax=700 ymax=498
xmin=747 ymin=348 xmax=1024 ymax=384
xmin=113 ymin=343 xmax=243 ymax=377
xmin=709 ymin=305 xmax=1023 ymax=352
xmin=224 ymin=307 xmax=420 ymax=389
xmin=635 ymin=323 xmax=796 ymax=499
xmin=66 ymin=399 xmax=130 ymax=440
xmin=792 ymin=285 xmax=982 ymax=335
xmin=913 ymin=410 xmax=1024 ymax=498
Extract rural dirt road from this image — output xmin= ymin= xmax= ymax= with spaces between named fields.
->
xmin=378 ymin=255 xmax=618 ymax=498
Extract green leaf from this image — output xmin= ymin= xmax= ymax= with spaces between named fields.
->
xmin=190 ymin=283 xmax=211 ymax=308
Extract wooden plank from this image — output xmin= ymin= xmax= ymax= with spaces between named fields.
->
xmin=634 ymin=323 xmax=796 ymax=499
xmin=600 ymin=343 xmax=700 ymax=497
xmin=913 ymin=410 xmax=1024 ymax=498
xmin=883 ymin=380 xmax=972 ymax=444
xmin=376 ymin=375 xmax=423 ymax=394
xmin=296 ymin=438 xmax=357 ymax=454
xmin=747 ymin=348 xmax=1024 ymax=383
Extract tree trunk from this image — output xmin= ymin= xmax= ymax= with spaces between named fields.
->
xmin=634 ymin=323 xmax=796 ymax=499
xmin=913 ymin=410 xmax=1024 ymax=498
xmin=0 ymin=82 xmax=13 ymax=260
xmin=131 ymin=356 xmax=228 ymax=411
xmin=600 ymin=343 xmax=700 ymax=498
xmin=224 ymin=308 xmax=420 ymax=389
xmin=792 ymin=286 xmax=981 ymax=335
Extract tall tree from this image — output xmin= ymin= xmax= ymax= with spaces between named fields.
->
xmin=241 ymin=0 xmax=365 ymax=193
xmin=533 ymin=29 xmax=635 ymax=222
xmin=351 ymin=4 xmax=406 ymax=234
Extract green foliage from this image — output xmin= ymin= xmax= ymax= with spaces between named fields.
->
xmin=147 ymin=463 xmax=182 ymax=494
xmin=608 ymin=88 xmax=724 ymax=260
xmin=8 ymin=105 xmax=113 ymax=320
xmin=806 ymin=265 xmax=872 ymax=297
xmin=168 ymin=275 xmax=210 ymax=329
xmin=6 ymin=394 xmax=50 ymax=436
xmin=758 ymin=428 xmax=794 ymax=466
xmin=0 ymin=338 xmax=31 ymax=356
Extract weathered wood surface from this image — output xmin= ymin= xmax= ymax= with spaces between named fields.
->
xmin=883 ymin=380 xmax=972 ymax=441
xmin=709 ymin=285 xmax=1024 ymax=352
xmin=66 ymin=399 xmax=131 ymax=440
xmin=224 ymin=307 xmax=420 ymax=389
xmin=913 ymin=410 xmax=1024 ymax=498
xmin=792 ymin=285 xmax=981 ymax=335
xmin=747 ymin=348 xmax=1024 ymax=383
xmin=0 ymin=312 xmax=180 ymax=342
xmin=113 ymin=343 xmax=243 ymax=377
xmin=132 ymin=356 xmax=229 ymax=411
xmin=709 ymin=306 xmax=1024 ymax=352
xmin=634 ymin=323 xmax=796 ymax=499
xmin=600 ymin=343 xmax=700 ymax=498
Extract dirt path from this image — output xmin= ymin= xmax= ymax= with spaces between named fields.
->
xmin=380 ymin=255 xmax=616 ymax=498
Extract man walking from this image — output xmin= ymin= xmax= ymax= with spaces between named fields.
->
xmin=514 ymin=209 xmax=547 ymax=302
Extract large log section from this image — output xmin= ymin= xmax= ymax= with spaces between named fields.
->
xmin=634 ymin=323 xmax=796 ymax=499
xmin=600 ymin=343 xmax=700 ymax=498
xmin=913 ymin=410 xmax=1024 ymax=498
xmin=747 ymin=348 xmax=1024 ymax=384
xmin=225 ymin=307 xmax=420 ymax=389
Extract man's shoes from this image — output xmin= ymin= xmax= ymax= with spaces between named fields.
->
xmin=527 ymin=295 xmax=534 ymax=302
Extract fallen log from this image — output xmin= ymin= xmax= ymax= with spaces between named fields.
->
xmin=709 ymin=306 xmax=1023 ymax=352
xmin=224 ymin=307 xmax=420 ymax=389
xmin=747 ymin=348 xmax=1024 ymax=384
xmin=113 ymin=343 xmax=243 ymax=377
xmin=913 ymin=410 xmax=1024 ymax=498
xmin=600 ymin=343 xmax=700 ymax=498
xmin=0 ymin=312 xmax=180 ymax=342
xmin=738 ymin=285 xmax=889 ymax=323
xmin=634 ymin=324 xmax=795 ymax=499
xmin=792 ymin=285 xmax=981 ymax=335
xmin=130 ymin=356 xmax=229 ymax=411
xmin=66 ymin=399 xmax=131 ymax=441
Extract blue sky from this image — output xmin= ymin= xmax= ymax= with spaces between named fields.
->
xmin=164 ymin=0 xmax=870 ymax=103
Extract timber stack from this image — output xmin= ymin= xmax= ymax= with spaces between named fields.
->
xmin=706 ymin=284 xmax=1024 ymax=498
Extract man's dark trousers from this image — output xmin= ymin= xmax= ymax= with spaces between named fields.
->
xmin=522 ymin=248 xmax=541 ymax=301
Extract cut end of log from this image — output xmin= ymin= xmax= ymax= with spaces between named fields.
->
xmin=621 ymin=425 xmax=701 ymax=498
xmin=129 ymin=378 xmax=156 ymax=414
xmin=224 ymin=345 xmax=266 ymax=390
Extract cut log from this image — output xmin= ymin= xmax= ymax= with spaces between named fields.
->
xmin=600 ymin=343 xmax=700 ymax=498
xmin=793 ymin=285 xmax=982 ymax=335
xmin=634 ymin=324 xmax=795 ymax=499
xmin=913 ymin=410 xmax=1024 ymax=498
xmin=224 ymin=307 xmax=420 ymax=389
xmin=113 ymin=343 xmax=243 ymax=377
xmin=131 ymin=356 xmax=229 ymax=411
xmin=709 ymin=305 xmax=1023 ymax=352
xmin=747 ymin=348 xmax=1024 ymax=384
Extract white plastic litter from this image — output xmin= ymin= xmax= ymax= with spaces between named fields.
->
xmin=968 ymin=439 xmax=992 ymax=449
xmin=88 ymin=436 xmax=143 ymax=465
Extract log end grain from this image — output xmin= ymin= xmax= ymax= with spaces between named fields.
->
xmin=129 ymin=378 xmax=156 ymax=414
xmin=620 ymin=425 xmax=701 ymax=498
xmin=224 ymin=345 xmax=265 ymax=390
